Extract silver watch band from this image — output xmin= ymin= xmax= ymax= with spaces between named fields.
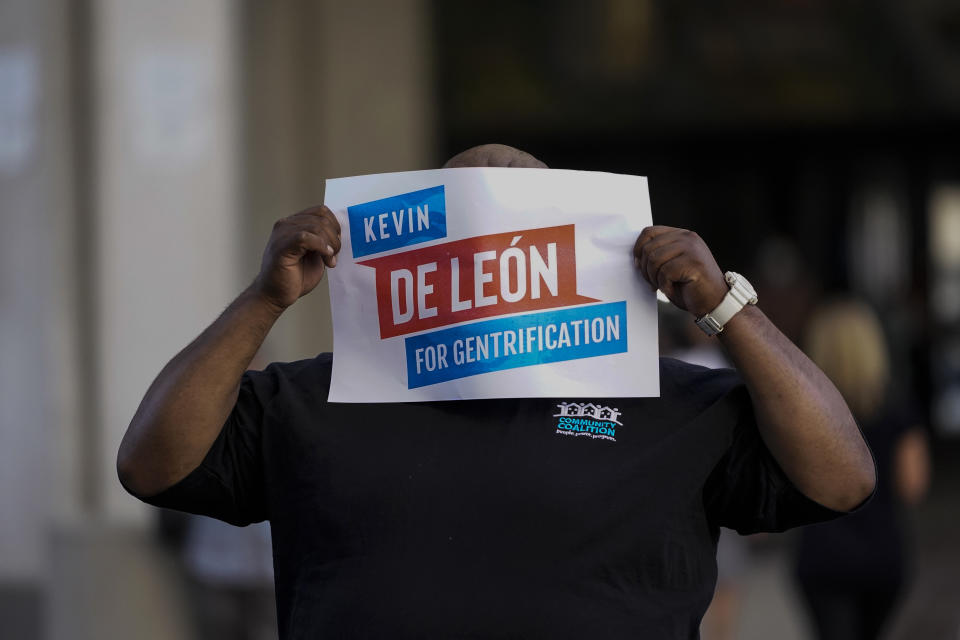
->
xmin=695 ymin=272 xmax=757 ymax=336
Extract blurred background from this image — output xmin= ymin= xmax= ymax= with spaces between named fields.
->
xmin=2 ymin=0 xmax=959 ymax=638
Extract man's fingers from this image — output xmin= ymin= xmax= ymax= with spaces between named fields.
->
xmin=634 ymin=227 xmax=707 ymax=289
xmin=653 ymin=254 xmax=694 ymax=302
xmin=296 ymin=204 xmax=340 ymax=226
xmin=280 ymin=229 xmax=338 ymax=269
xmin=279 ymin=229 xmax=328 ymax=260
xmin=635 ymin=228 xmax=683 ymax=266
xmin=293 ymin=205 xmax=341 ymax=235
xmin=635 ymin=225 xmax=728 ymax=315
xmin=277 ymin=215 xmax=341 ymax=259
xmin=635 ymin=231 xmax=685 ymax=286
xmin=636 ymin=232 xmax=684 ymax=276
xmin=320 ymin=217 xmax=342 ymax=254
xmin=634 ymin=225 xmax=685 ymax=259
xmin=287 ymin=205 xmax=342 ymax=247
xmin=299 ymin=216 xmax=341 ymax=255
xmin=636 ymin=225 xmax=682 ymax=246
xmin=318 ymin=205 xmax=342 ymax=237
xmin=642 ymin=240 xmax=688 ymax=289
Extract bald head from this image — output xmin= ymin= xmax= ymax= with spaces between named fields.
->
xmin=443 ymin=143 xmax=547 ymax=169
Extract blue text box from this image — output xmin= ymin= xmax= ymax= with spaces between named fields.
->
xmin=405 ymin=301 xmax=627 ymax=388
xmin=348 ymin=185 xmax=446 ymax=258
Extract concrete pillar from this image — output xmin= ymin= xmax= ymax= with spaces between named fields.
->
xmin=0 ymin=0 xmax=80 ymax=585
xmin=91 ymin=0 xmax=242 ymax=523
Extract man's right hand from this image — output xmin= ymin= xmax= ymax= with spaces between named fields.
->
xmin=253 ymin=204 xmax=341 ymax=312
xmin=119 ymin=204 xmax=341 ymax=497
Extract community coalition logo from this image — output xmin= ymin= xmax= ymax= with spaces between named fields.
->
xmin=347 ymin=185 xmax=629 ymax=389
xmin=553 ymin=401 xmax=622 ymax=442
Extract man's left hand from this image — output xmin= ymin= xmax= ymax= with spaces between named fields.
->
xmin=633 ymin=228 xmax=876 ymax=512
xmin=634 ymin=226 xmax=729 ymax=317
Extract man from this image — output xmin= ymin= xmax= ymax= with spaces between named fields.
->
xmin=118 ymin=144 xmax=875 ymax=639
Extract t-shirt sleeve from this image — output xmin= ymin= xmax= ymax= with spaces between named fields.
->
xmin=126 ymin=366 xmax=279 ymax=527
xmin=702 ymin=385 xmax=858 ymax=534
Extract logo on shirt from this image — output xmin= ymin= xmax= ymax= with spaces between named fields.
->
xmin=552 ymin=401 xmax=622 ymax=442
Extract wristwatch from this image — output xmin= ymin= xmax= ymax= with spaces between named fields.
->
xmin=695 ymin=271 xmax=758 ymax=336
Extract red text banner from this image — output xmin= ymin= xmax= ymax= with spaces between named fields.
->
xmin=359 ymin=224 xmax=598 ymax=339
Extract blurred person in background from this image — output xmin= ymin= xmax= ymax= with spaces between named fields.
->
xmin=182 ymin=516 xmax=277 ymax=640
xmin=794 ymin=298 xmax=931 ymax=640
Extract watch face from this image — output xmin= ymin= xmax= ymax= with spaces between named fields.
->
xmin=726 ymin=271 xmax=757 ymax=301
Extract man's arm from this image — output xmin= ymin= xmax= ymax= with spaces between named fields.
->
xmin=635 ymin=226 xmax=876 ymax=512
xmin=117 ymin=205 xmax=341 ymax=497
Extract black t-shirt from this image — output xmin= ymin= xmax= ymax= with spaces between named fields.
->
xmin=131 ymin=355 xmax=843 ymax=639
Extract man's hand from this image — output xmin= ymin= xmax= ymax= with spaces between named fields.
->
xmin=633 ymin=225 xmax=875 ymax=512
xmin=118 ymin=204 xmax=341 ymax=498
xmin=633 ymin=226 xmax=728 ymax=317
xmin=253 ymin=205 xmax=341 ymax=311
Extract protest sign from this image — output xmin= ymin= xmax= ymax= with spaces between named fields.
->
xmin=324 ymin=168 xmax=659 ymax=402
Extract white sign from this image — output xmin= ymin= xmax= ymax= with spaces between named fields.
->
xmin=325 ymin=168 xmax=659 ymax=402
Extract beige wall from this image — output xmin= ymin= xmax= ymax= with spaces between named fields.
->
xmin=244 ymin=0 xmax=437 ymax=365
xmin=0 ymin=0 xmax=80 ymax=581
xmin=92 ymin=0 xmax=243 ymax=524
